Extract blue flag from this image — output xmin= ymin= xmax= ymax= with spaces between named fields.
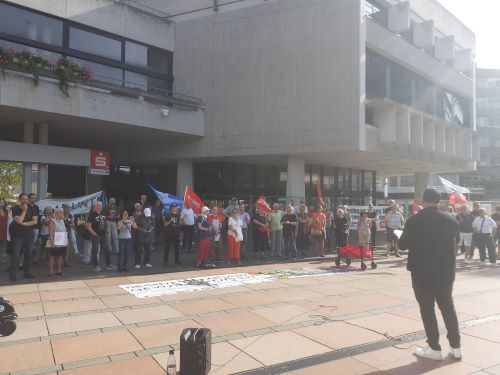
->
xmin=149 ymin=184 xmax=183 ymax=211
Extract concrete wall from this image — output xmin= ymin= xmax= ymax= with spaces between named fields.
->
xmin=169 ymin=0 xmax=363 ymax=159
xmin=10 ymin=0 xmax=174 ymax=51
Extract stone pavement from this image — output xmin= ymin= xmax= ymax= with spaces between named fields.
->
xmin=1 ymin=251 xmax=500 ymax=375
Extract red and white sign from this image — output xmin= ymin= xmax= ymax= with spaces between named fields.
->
xmin=90 ymin=150 xmax=110 ymax=175
xmin=183 ymin=186 xmax=204 ymax=215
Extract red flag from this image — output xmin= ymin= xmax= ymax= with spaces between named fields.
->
xmin=449 ymin=192 xmax=467 ymax=205
xmin=316 ymin=180 xmax=324 ymax=206
xmin=255 ymin=195 xmax=272 ymax=214
xmin=183 ymin=186 xmax=205 ymax=215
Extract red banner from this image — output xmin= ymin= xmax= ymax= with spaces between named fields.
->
xmin=316 ymin=180 xmax=324 ymax=206
xmin=255 ymin=195 xmax=272 ymax=214
xmin=449 ymin=192 xmax=467 ymax=205
xmin=90 ymin=150 xmax=110 ymax=175
xmin=183 ymin=186 xmax=204 ymax=215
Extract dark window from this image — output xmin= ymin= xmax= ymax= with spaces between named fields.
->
xmin=366 ymin=51 xmax=386 ymax=99
xmin=125 ymin=41 xmax=170 ymax=75
xmin=415 ymin=78 xmax=433 ymax=114
xmin=365 ymin=0 xmax=388 ymax=27
xmin=0 ymin=39 xmax=61 ymax=60
xmin=69 ymin=27 xmax=122 ymax=61
xmin=0 ymin=2 xmax=63 ymax=46
xmin=125 ymin=71 xmax=169 ymax=92
xmin=69 ymin=57 xmax=123 ymax=85
xmin=390 ymin=64 xmax=412 ymax=106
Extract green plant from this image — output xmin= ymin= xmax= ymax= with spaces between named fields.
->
xmin=0 ymin=47 xmax=14 ymax=79
xmin=0 ymin=162 xmax=22 ymax=199
xmin=14 ymin=50 xmax=47 ymax=86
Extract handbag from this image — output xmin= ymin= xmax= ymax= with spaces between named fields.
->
xmin=54 ymin=232 xmax=68 ymax=247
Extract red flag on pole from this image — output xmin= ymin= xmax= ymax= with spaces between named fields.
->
xmin=255 ymin=195 xmax=272 ymax=214
xmin=449 ymin=192 xmax=467 ymax=205
xmin=183 ymin=186 xmax=205 ymax=215
xmin=316 ymin=180 xmax=324 ymax=206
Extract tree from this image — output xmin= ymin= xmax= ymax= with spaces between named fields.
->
xmin=0 ymin=162 xmax=22 ymax=199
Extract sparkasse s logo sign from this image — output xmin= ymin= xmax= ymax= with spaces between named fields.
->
xmin=90 ymin=150 xmax=110 ymax=175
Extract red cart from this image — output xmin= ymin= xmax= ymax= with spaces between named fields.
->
xmin=335 ymin=244 xmax=377 ymax=271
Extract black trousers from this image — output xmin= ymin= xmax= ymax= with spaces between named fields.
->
xmin=182 ymin=225 xmax=194 ymax=252
xmin=475 ymin=233 xmax=496 ymax=263
xmin=412 ymin=273 xmax=461 ymax=351
xmin=164 ymin=234 xmax=180 ymax=264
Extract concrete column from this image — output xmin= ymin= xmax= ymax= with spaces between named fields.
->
xmin=414 ymin=172 xmax=429 ymax=203
xmin=22 ymin=122 xmax=34 ymax=194
xmin=176 ymin=160 xmax=194 ymax=198
xmin=286 ymin=157 xmax=305 ymax=200
xmin=37 ymin=123 xmax=49 ymax=199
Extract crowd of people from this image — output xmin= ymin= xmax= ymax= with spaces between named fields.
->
xmin=0 ymin=192 xmax=499 ymax=282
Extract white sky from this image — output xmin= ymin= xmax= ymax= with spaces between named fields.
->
xmin=437 ymin=0 xmax=499 ymax=69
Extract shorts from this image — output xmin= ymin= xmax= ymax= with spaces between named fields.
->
xmin=48 ymin=246 xmax=67 ymax=257
xmin=459 ymin=232 xmax=472 ymax=247
xmin=386 ymin=228 xmax=397 ymax=242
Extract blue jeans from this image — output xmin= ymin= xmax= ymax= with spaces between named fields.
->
xmin=118 ymin=238 xmax=132 ymax=268
xmin=284 ymin=234 xmax=297 ymax=259
xmin=10 ymin=236 xmax=34 ymax=277
xmin=91 ymin=235 xmax=111 ymax=267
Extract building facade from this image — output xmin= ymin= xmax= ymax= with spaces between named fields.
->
xmin=0 ymin=0 xmax=479 ymax=204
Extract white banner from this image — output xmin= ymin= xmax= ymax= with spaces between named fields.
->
xmin=36 ymin=191 xmax=103 ymax=215
xmin=346 ymin=205 xmax=388 ymax=231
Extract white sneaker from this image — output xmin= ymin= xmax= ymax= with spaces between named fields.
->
xmin=414 ymin=346 xmax=443 ymax=361
xmin=106 ymin=265 xmax=117 ymax=270
xmin=145 ymin=263 xmax=152 ymax=268
xmin=480 ymin=261 xmax=487 ymax=266
xmin=94 ymin=266 xmax=102 ymax=272
xmin=450 ymin=347 xmax=463 ymax=360
xmin=135 ymin=264 xmax=141 ymax=269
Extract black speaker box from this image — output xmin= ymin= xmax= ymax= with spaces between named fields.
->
xmin=180 ymin=328 xmax=211 ymax=375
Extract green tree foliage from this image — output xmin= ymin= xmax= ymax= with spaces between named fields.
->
xmin=0 ymin=162 xmax=22 ymax=199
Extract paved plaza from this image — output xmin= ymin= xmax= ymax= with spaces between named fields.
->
xmin=1 ymin=251 xmax=500 ymax=375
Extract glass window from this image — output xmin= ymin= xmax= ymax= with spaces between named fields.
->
xmin=0 ymin=39 xmax=61 ymax=60
xmin=400 ymin=175 xmax=415 ymax=187
xmin=477 ymin=117 xmax=489 ymax=127
xmin=415 ymin=78 xmax=433 ymax=114
xmin=69 ymin=27 xmax=122 ymax=61
xmin=366 ymin=51 xmax=386 ymax=99
xmin=69 ymin=57 xmax=123 ymax=85
xmin=124 ymin=71 xmax=169 ymax=92
xmin=0 ymin=3 xmax=63 ymax=46
xmin=125 ymin=41 xmax=170 ymax=75
xmin=390 ymin=64 xmax=412 ymax=106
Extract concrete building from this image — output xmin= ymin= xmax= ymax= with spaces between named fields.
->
xmin=0 ymin=0 xmax=479 ymax=204
xmin=461 ymin=68 xmax=500 ymax=199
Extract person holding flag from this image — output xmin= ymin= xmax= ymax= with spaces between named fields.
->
xmin=181 ymin=186 xmax=205 ymax=254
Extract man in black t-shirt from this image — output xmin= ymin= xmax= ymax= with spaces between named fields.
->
xmin=10 ymin=193 xmax=38 ymax=281
xmin=86 ymin=201 xmax=113 ymax=272
xmin=492 ymin=206 xmax=500 ymax=258
xmin=281 ymin=206 xmax=298 ymax=261
xmin=164 ymin=205 xmax=181 ymax=266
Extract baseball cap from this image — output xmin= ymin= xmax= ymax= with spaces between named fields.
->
xmin=201 ymin=206 xmax=210 ymax=213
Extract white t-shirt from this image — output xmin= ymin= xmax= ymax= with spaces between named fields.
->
xmin=118 ymin=219 xmax=133 ymax=239
xmin=228 ymin=216 xmax=243 ymax=240
xmin=472 ymin=216 xmax=497 ymax=234
xmin=180 ymin=208 xmax=195 ymax=226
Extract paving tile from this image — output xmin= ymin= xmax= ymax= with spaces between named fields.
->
xmin=484 ymin=363 xmax=500 ymax=374
xmin=43 ymin=298 xmax=106 ymax=315
xmin=286 ymin=357 xmax=382 ymax=375
xmin=0 ymin=283 xmax=39 ymax=294
xmin=38 ymin=280 xmax=88 ymax=291
xmin=114 ymin=304 xmax=184 ymax=325
xmin=91 ymin=285 xmax=130 ymax=296
xmin=194 ymin=311 xmax=274 ymax=337
xmin=1 ymin=291 xmax=41 ymax=304
xmin=252 ymin=303 xmax=313 ymax=324
xmin=0 ymin=319 xmax=48 ymax=342
xmin=157 ymin=290 xmax=210 ymax=303
xmin=391 ymin=306 xmax=477 ymax=324
xmin=129 ymin=319 xmax=202 ymax=348
xmin=347 ymin=313 xmax=423 ymax=337
xmin=14 ymin=301 xmax=44 ymax=318
xmin=298 ymin=296 xmax=369 ymax=318
xmin=229 ymin=331 xmax=331 ymax=366
xmin=294 ymin=321 xmax=384 ymax=349
xmin=100 ymin=294 xmax=159 ymax=308
xmin=265 ymin=287 xmax=324 ymax=302
xmin=344 ymin=293 xmax=408 ymax=309
xmin=40 ymin=288 xmax=95 ymax=301
xmin=208 ymin=285 xmax=254 ymax=296
xmin=46 ymin=311 xmax=122 ymax=335
xmin=459 ymin=333 xmax=500 ymax=369
xmin=220 ymin=292 xmax=282 ymax=308
xmin=51 ymin=330 xmax=142 ymax=364
xmin=60 ymin=356 xmax=164 ymax=375
xmin=0 ymin=341 xmax=54 ymax=373
xmin=171 ymin=298 xmax=236 ymax=315
xmin=84 ymin=277 xmax=133 ymax=287
xmin=303 ymin=283 xmax=363 ymax=296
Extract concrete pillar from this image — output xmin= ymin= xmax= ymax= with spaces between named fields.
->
xmin=176 ymin=160 xmax=194 ymax=198
xmin=414 ymin=172 xmax=429 ymax=203
xmin=286 ymin=157 xmax=305 ymax=201
xmin=37 ymin=123 xmax=49 ymax=199
xmin=22 ymin=121 xmax=34 ymax=194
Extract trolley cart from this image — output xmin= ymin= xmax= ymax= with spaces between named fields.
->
xmin=335 ymin=244 xmax=377 ymax=271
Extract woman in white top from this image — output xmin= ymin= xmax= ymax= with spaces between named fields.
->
xmin=117 ymin=211 xmax=137 ymax=272
xmin=227 ymin=208 xmax=243 ymax=265
xmin=47 ymin=208 xmax=68 ymax=276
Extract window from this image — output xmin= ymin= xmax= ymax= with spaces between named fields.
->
xmin=489 ymin=98 xmax=500 ymax=108
xmin=415 ymin=78 xmax=433 ymax=114
xmin=477 ymin=117 xmax=489 ymax=127
xmin=125 ymin=71 xmax=169 ymax=92
xmin=365 ymin=0 xmax=388 ymax=27
xmin=0 ymin=39 xmax=61 ymax=60
xmin=390 ymin=64 xmax=412 ymax=106
xmin=69 ymin=58 xmax=123 ymax=85
xmin=400 ymin=175 xmax=415 ymax=187
xmin=125 ymin=42 xmax=170 ymax=75
xmin=0 ymin=3 xmax=63 ymax=46
xmin=69 ymin=27 xmax=122 ymax=61
xmin=477 ymin=98 xmax=489 ymax=108
xmin=480 ymin=137 xmax=490 ymax=147
xmin=366 ymin=51 xmax=386 ymax=99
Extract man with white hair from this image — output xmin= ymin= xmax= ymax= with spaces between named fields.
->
xmin=472 ymin=208 xmax=498 ymax=266
xmin=86 ymin=201 xmax=114 ymax=272
xmin=135 ymin=207 xmax=154 ymax=268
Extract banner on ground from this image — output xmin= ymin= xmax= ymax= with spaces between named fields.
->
xmin=183 ymin=186 xmax=204 ymax=215
xmin=346 ymin=205 xmax=388 ymax=231
xmin=149 ymin=184 xmax=183 ymax=211
xmin=36 ymin=191 xmax=103 ymax=215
